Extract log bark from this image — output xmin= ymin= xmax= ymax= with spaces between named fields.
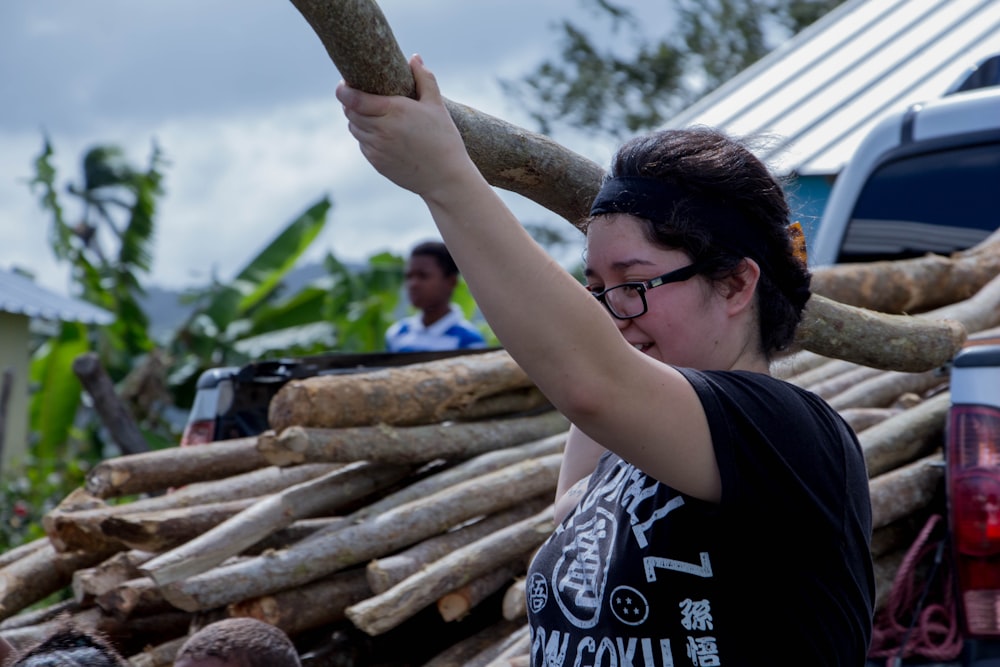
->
xmin=769 ymin=349 xmax=830 ymax=380
xmin=345 ymin=506 xmax=555 ymax=636
xmin=348 ymin=433 xmax=565 ymax=526
xmin=421 ymin=618 xmax=528 ymax=667
xmin=73 ymin=352 xmax=150 ymax=455
xmin=451 ymin=387 xmax=551 ymax=421
xmin=95 ymin=576 xmax=172 ymax=621
xmin=869 ymin=453 xmax=944 ymax=530
xmin=268 ymin=350 xmax=534 ymax=431
xmin=99 ymin=498 xmax=263 ymax=553
xmin=809 ymin=246 xmax=1000 ymax=314
xmin=127 ymin=636 xmax=187 ymax=667
xmin=367 ymin=497 xmax=550 ymax=594
xmin=796 ymin=294 xmax=966 ymax=372
xmin=784 ymin=358 xmax=857 ymax=390
xmin=72 ymin=549 xmax=155 ymax=604
xmin=871 ymin=512 xmax=929 ymax=559
xmin=502 ymin=578 xmax=527 ymax=622
xmin=46 ymin=464 xmax=337 ymax=553
xmin=156 ymin=454 xmax=562 ymax=612
xmin=807 ymin=365 xmax=882 ymax=400
xmin=227 ymin=567 xmax=372 ymax=636
xmin=920 ymin=270 xmax=1000 ymax=336
xmin=828 ymin=368 xmax=948 ymax=411
xmin=262 ymin=410 xmax=568 ymax=467
xmin=437 ymin=561 xmax=524 ymax=622
xmin=0 ymin=537 xmax=49 ymax=570
xmin=873 ymin=548 xmax=907 ymax=614
xmin=85 ymin=435 xmax=268 ymax=498
xmin=0 ymin=543 xmax=119 ymax=621
xmin=838 ymin=407 xmax=903 ymax=435
xmin=860 ymin=392 xmax=949 ymax=478
xmin=142 ymin=461 xmax=416 ymax=585
xmin=471 ymin=624 xmax=531 ymax=667
xmin=287 ymin=0 xmax=605 ymax=230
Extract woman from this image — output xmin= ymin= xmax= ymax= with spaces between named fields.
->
xmin=336 ymin=54 xmax=874 ymax=666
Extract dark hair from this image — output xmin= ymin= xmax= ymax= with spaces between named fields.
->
xmin=8 ymin=624 xmax=127 ymax=667
xmin=175 ymin=618 xmax=300 ymax=667
xmin=588 ymin=126 xmax=811 ymax=355
xmin=410 ymin=241 xmax=459 ymax=277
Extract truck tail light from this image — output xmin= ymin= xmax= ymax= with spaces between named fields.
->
xmin=946 ymin=345 xmax=1000 ymax=639
xmin=180 ymin=419 xmax=215 ymax=446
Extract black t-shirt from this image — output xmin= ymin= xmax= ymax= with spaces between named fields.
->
xmin=525 ymin=369 xmax=874 ymax=666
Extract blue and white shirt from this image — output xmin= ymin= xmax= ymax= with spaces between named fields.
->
xmin=385 ymin=305 xmax=487 ymax=352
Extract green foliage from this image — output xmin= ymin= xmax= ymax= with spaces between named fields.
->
xmin=502 ymin=0 xmax=846 ymax=140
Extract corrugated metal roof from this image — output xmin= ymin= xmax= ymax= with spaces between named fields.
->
xmin=663 ymin=0 xmax=1000 ymax=176
xmin=0 ymin=270 xmax=114 ymax=325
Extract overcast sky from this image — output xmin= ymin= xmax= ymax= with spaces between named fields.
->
xmin=1 ymin=1 xmax=674 ymax=297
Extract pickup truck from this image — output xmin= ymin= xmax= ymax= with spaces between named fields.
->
xmin=807 ymin=64 xmax=1000 ymax=667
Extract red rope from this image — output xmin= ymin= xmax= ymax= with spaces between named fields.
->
xmin=868 ymin=513 xmax=964 ymax=664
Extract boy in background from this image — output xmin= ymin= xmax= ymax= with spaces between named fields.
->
xmin=385 ymin=240 xmax=487 ymax=352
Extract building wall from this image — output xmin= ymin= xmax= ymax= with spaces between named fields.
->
xmin=0 ymin=312 xmax=30 ymax=472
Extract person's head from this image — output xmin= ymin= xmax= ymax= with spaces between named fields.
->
xmin=173 ymin=618 xmax=300 ymax=667
xmin=583 ymin=126 xmax=811 ymax=368
xmin=404 ymin=240 xmax=459 ymax=313
xmin=6 ymin=624 xmax=127 ymax=667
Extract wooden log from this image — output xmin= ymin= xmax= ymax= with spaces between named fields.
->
xmin=72 ymin=549 xmax=155 ymax=604
xmin=127 ymin=636 xmax=187 ymax=667
xmin=837 ymin=407 xmax=903 ymax=435
xmin=873 ymin=548 xmax=907 ymax=614
xmin=0 ymin=598 xmax=79 ymax=631
xmin=46 ymin=464 xmax=340 ymax=552
xmin=268 ymin=350 xmax=535 ymax=431
xmin=784 ymin=358 xmax=857 ymax=389
xmin=142 ymin=461 xmax=416 ymax=586
xmin=85 ymin=435 xmax=268 ymax=498
xmin=295 ymin=0 xmax=972 ymax=373
xmin=871 ymin=512 xmax=929 ymax=559
xmin=769 ymin=349 xmax=830 ymax=380
xmin=502 ymin=578 xmax=526 ymax=622
xmin=347 ymin=433 xmax=565 ymax=526
xmin=809 ymin=246 xmax=1000 ymax=314
xmin=73 ymin=351 xmax=150 ymax=455
xmin=796 ymin=294 xmax=966 ymax=372
xmin=807 ymin=365 xmax=882 ymax=399
xmin=451 ymin=387 xmax=551 ymax=421
xmin=98 ymin=610 xmax=191 ymax=661
xmin=920 ymin=269 xmax=1000 ymax=336
xmin=437 ymin=561 xmax=524 ymax=622
xmin=869 ymin=453 xmax=944 ymax=530
xmin=99 ymin=498 xmax=262 ymax=553
xmin=262 ymin=411 xmax=568 ymax=467
xmin=471 ymin=624 xmax=531 ymax=667
xmin=0 ymin=537 xmax=49 ymax=570
xmin=860 ymin=392 xmax=949 ymax=478
xmin=156 ymin=454 xmax=562 ymax=612
xmin=287 ymin=0 xmax=605 ymax=231
xmin=95 ymin=576 xmax=172 ymax=621
xmin=227 ymin=567 xmax=372 ymax=636
xmin=828 ymin=368 xmax=948 ymax=412
xmin=0 ymin=542 xmax=119 ymax=621
xmin=367 ymin=497 xmax=550 ymax=594
xmin=345 ymin=506 xmax=555 ymax=636
xmin=420 ymin=618 xmax=528 ymax=667
xmin=0 ymin=607 xmax=105 ymax=654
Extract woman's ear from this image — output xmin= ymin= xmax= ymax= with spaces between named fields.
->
xmin=723 ymin=258 xmax=760 ymax=315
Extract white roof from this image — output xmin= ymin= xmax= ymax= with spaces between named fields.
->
xmin=663 ymin=0 xmax=1000 ymax=176
xmin=0 ymin=270 xmax=113 ymax=325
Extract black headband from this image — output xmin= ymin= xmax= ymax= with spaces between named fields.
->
xmin=588 ymin=176 xmax=771 ymax=270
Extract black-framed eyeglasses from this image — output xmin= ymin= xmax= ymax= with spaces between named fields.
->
xmin=591 ymin=263 xmax=703 ymax=320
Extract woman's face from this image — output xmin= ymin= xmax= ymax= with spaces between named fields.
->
xmin=585 ymin=214 xmax=731 ymax=370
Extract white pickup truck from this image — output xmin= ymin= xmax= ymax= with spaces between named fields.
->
xmin=807 ymin=60 xmax=1000 ymax=667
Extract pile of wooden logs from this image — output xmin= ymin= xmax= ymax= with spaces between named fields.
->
xmin=0 ymin=235 xmax=997 ymax=666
